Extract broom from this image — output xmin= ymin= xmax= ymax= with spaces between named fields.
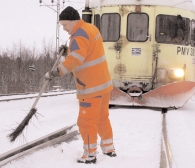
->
xmin=7 ymin=49 xmax=65 ymax=142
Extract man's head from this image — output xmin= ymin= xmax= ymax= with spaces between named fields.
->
xmin=59 ymin=6 xmax=80 ymax=35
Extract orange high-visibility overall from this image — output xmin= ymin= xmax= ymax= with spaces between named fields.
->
xmin=57 ymin=20 xmax=114 ymax=157
xmin=78 ymin=93 xmax=114 ymax=157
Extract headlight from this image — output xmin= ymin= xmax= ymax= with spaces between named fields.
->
xmin=168 ymin=68 xmax=184 ymax=78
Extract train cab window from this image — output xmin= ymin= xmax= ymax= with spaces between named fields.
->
xmin=156 ymin=14 xmax=190 ymax=45
xmin=101 ymin=13 xmax=120 ymax=41
xmin=127 ymin=13 xmax=149 ymax=42
xmin=94 ymin=14 xmax=100 ymax=30
xmin=191 ymin=20 xmax=195 ymax=47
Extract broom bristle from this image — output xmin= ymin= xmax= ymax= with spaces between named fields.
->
xmin=7 ymin=108 xmax=37 ymax=142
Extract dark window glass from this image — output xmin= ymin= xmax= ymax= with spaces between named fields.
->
xmin=101 ymin=13 xmax=120 ymax=42
xmin=191 ymin=20 xmax=195 ymax=47
xmin=156 ymin=14 xmax=190 ymax=45
xmin=127 ymin=13 xmax=149 ymax=42
xmin=94 ymin=14 xmax=100 ymax=30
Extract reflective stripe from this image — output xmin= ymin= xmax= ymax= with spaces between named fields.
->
xmin=84 ymin=149 xmax=97 ymax=157
xmin=101 ymin=144 xmax=114 ymax=153
xmin=83 ymin=143 xmax=97 ymax=149
xmin=58 ymin=63 xmax=69 ymax=74
xmin=75 ymin=55 xmax=106 ymax=72
xmin=68 ymin=51 xmax=84 ymax=63
xmin=101 ymin=138 xmax=113 ymax=145
xmin=94 ymin=33 xmax=101 ymax=41
xmin=77 ymin=80 xmax=112 ymax=95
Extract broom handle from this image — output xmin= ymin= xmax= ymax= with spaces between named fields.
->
xmin=31 ymin=49 xmax=64 ymax=109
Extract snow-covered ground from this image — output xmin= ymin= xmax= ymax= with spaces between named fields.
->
xmin=0 ymin=92 xmax=195 ymax=168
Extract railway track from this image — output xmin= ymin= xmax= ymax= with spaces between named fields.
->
xmin=0 ymin=124 xmax=79 ymax=167
xmin=0 ymin=90 xmax=76 ymax=102
xmin=0 ymin=92 xmax=173 ymax=167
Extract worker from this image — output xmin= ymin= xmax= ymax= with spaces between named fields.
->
xmin=45 ymin=6 xmax=116 ymax=164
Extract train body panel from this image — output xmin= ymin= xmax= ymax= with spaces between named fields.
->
xmin=153 ymin=6 xmax=195 ymax=87
xmin=82 ymin=0 xmax=195 ymax=108
xmin=89 ymin=0 xmax=195 ymax=12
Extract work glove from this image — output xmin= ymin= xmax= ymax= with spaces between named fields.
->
xmin=59 ymin=44 xmax=68 ymax=56
xmin=45 ymin=68 xmax=60 ymax=80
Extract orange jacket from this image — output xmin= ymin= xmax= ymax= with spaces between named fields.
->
xmin=58 ymin=20 xmax=113 ymax=99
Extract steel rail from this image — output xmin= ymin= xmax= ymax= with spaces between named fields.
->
xmin=0 ymin=91 xmax=76 ymax=102
xmin=0 ymin=124 xmax=79 ymax=167
xmin=0 ymin=92 xmax=36 ymax=97
xmin=160 ymin=109 xmax=172 ymax=168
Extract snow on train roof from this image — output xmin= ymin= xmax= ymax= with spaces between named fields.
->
xmin=89 ymin=0 xmax=195 ymax=12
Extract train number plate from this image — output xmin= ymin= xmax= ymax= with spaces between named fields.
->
xmin=132 ymin=48 xmax=142 ymax=56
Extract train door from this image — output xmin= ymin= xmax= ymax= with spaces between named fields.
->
xmin=99 ymin=6 xmax=155 ymax=90
xmin=119 ymin=6 xmax=155 ymax=86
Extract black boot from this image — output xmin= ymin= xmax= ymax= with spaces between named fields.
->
xmin=77 ymin=156 xmax=97 ymax=164
xmin=104 ymin=151 xmax=117 ymax=157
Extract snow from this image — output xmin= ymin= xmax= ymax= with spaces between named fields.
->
xmin=0 ymin=93 xmax=195 ymax=167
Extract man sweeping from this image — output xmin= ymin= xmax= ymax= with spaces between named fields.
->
xmin=45 ymin=6 xmax=116 ymax=164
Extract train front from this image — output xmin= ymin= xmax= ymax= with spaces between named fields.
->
xmin=82 ymin=0 xmax=195 ymax=109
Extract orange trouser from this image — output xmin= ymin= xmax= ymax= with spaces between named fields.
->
xmin=77 ymin=92 xmax=114 ymax=157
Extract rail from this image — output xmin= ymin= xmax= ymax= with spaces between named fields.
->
xmin=160 ymin=108 xmax=172 ymax=168
xmin=0 ymin=90 xmax=76 ymax=102
xmin=0 ymin=124 xmax=79 ymax=167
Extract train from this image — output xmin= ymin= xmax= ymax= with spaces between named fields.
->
xmin=81 ymin=0 xmax=195 ymax=108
